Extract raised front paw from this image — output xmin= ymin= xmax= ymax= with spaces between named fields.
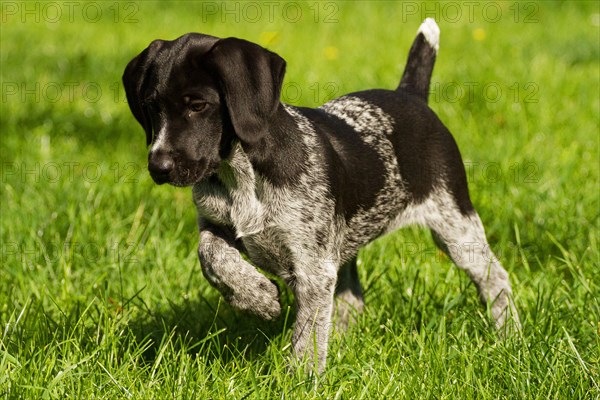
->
xmin=227 ymin=277 xmax=281 ymax=320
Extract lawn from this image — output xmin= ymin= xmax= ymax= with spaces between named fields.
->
xmin=1 ymin=1 xmax=599 ymax=398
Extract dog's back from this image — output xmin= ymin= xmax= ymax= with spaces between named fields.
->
xmin=297 ymin=89 xmax=470 ymax=260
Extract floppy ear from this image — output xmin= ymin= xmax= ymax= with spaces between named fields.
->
xmin=122 ymin=40 xmax=164 ymax=146
xmin=204 ymin=38 xmax=286 ymax=146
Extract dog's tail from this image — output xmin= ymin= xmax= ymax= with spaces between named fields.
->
xmin=397 ymin=18 xmax=439 ymax=103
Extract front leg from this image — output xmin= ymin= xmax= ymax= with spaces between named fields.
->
xmin=198 ymin=224 xmax=281 ymax=320
xmin=290 ymin=258 xmax=338 ymax=373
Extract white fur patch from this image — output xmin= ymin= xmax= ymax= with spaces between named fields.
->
xmin=150 ymin=124 xmax=168 ymax=152
xmin=417 ymin=18 xmax=440 ymax=52
xmin=320 ymin=96 xmax=394 ymax=136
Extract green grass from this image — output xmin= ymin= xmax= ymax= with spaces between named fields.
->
xmin=1 ymin=1 xmax=599 ymax=398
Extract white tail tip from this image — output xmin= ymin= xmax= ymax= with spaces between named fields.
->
xmin=417 ymin=18 xmax=440 ymax=52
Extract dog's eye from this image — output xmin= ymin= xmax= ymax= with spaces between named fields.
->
xmin=189 ymin=100 xmax=207 ymax=113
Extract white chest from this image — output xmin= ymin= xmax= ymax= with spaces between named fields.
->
xmin=193 ymin=143 xmax=268 ymax=237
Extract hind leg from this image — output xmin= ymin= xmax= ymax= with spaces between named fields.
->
xmin=428 ymin=207 xmax=520 ymax=331
xmin=333 ymin=257 xmax=364 ymax=331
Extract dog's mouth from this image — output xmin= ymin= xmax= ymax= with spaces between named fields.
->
xmin=149 ymin=159 xmax=218 ymax=187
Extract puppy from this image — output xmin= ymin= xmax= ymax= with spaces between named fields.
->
xmin=123 ymin=18 xmax=519 ymax=372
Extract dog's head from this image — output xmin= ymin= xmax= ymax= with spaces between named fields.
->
xmin=123 ymin=33 xmax=286 ymax=186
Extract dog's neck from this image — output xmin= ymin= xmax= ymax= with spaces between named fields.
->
xmin=217 ymin=141 xmax=255 ymax=188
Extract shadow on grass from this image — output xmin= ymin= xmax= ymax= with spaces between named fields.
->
xmin=124 ymin=284 xmax=296 ymax=365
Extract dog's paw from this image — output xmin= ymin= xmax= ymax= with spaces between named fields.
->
xmin=251 ymin=279 xmax=282 ymax=320
xmin=227 ymin=277 xmax=281 ymax=320
xmin=491 ymin=297 xmax=521 ymax=337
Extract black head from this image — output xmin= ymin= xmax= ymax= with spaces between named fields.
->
xmin=122 ymin=33 xmax=286 ymax=186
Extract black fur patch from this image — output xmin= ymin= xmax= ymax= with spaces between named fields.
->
xmin=350 ymin=89 xmax=474 ymax=214
xmin=296 ymin=107 xmax=386 ymax=219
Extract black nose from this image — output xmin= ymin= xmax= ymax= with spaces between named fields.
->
xmin=148 ymin=151 xmax=174 ymax=184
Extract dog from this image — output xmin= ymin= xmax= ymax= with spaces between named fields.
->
xmin=123 ymin=18 xmax=519 ymax=372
